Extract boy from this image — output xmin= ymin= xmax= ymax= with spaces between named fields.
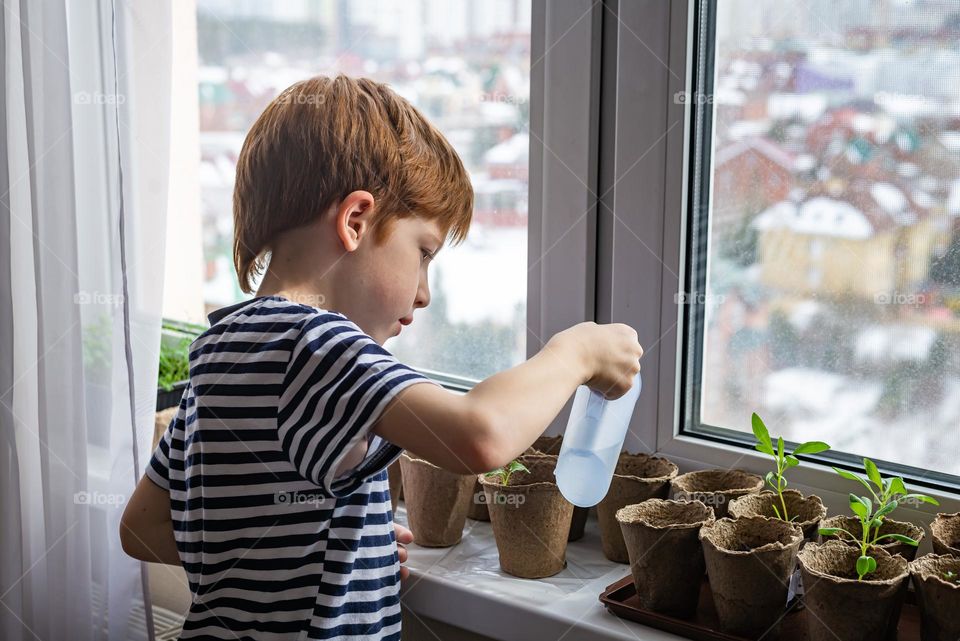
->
xmin=120 ymin=75 xmax=642 ymax=640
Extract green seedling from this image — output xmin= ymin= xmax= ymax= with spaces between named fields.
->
xmin=751 ymin=412 xmax=830 ymax=522
xmin=483 ymin=460 xmax=530 ymax=487
xmin=944 ymin=570 xmax=959 ymax=583
xmin=819 ymin=457 xmax=939 ymax=581
xmin=158 ymin=337 xmax=191 ymax=391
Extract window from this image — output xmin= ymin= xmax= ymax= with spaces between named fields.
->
xmin=166 ymin=0 xmax=531 ymax=382
xmin=683 ymin=0 xmax=960 ymax=479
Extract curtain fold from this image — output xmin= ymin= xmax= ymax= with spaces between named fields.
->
xmin=1 ymin=1 xmax=172 ymax=639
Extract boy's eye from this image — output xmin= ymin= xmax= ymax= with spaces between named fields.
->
xmin=421 ymin=249 xmax=434 ymax=263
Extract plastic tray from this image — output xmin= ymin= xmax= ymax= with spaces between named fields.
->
xmin=599 ymin=573 xmax=921 ymax=641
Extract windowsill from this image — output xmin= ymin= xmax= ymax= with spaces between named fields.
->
xmin=395 ymin=504 xmax=687 ymax=641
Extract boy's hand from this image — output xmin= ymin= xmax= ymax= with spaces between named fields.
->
xmin=395 ymin=522 xmax=414 ymax=580
xmin=549 ymin=322 xmax=643 ymax=400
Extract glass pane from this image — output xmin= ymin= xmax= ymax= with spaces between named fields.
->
xmin=698 ymin=1 xmax=960 ymax=476
xmin=189 ymin=0 xmax=531 ymax=380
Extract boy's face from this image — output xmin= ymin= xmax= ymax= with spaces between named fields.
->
xmin=331 ymin=194 xmax=444 ymax=345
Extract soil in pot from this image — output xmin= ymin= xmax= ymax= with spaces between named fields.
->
xmin=670 ymin=469 xmax=764 ymax=519
xmin=616 ymin=499 xmax=715 ymax=619
xmin=479 ymin=454 xmax=574 ymax=578
xmin=699 ymin=515 xmax=804 ymax=638
xmin=598 ymin=452 xmax=679 ymax=563
xmin=819 ymin=515 xmax=925 ymax=560
xmin=909 ymin=553 xmax=960 ymax=641
xmin=930 ymin=512 xmax=960 ymax=557
xmin=728 ymin=489 xmax=827 ymax=543
xmin=525 ymin=435 xmax=587 ymax=542
xmin=399 ymin=452 xmax=475 ymax=547
xmin=798 ymin=540 xmax=909 ymax=641
xmin=387 ymin=459 xmax=403 ymax=514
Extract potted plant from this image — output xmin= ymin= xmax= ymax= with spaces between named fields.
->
xmin=467 ymin=476 xmax=490 ymax=521
xmin=525 ymin=434 xmax=588 ymax=541
xmin=399 ymin=452 xmax=476 ymax=547
xmin=908 ymin=553 xmax=960 ymax=641
xmin=387 ymin=458 xmax=403 ymax=514
xmin=728 ymin=413 xmax=828 ymax=541
xmin=699 ymin=515 xmax=804 ymax=638
xmin=798 ymin=540 xmax=909 ymax=641
xmin=157 ymin=322 xmax=194 ymax=411
xmin=616 ymin=499 xmax=715 ymax=619
xmin=597 ymin=452 xmax=678 ymax=563
xmin=670 ymin=468 xmax=764 ymax=518
xmin=814 ymin=464 xmax=938 ymax=639
xmin=818 ymin=457 xmax=938 ymax=562
xmin=479 ymin=454 xmax=574 ymax=578
xmin=930 ymin=512 xmax=960 ymax=557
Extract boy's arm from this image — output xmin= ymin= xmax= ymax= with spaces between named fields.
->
xmin=374 ymin=331 xmax=595 ymax=475
xmin=119 ymin=475 xmax=181 ymax=565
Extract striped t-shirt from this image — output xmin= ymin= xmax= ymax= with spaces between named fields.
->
xmin=146 ymin=295 xmax=439 ymax=640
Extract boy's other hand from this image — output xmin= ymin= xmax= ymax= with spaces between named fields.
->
xmin=395 ymin=522 xmax=415 ymax=580
xmin=549 ymin=322 xmax=643 ymax=400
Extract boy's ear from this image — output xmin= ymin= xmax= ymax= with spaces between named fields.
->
xmin=336 ymin=190 xmax=376 ymax=252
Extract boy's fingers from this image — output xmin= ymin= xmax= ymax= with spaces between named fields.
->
xmin=394 ymin=522 xmax=414 ymax=544
xmin=397 ymin=545 xmax=407 ymax=563
xmin=399 ymin=566 xmax=410 ymax=581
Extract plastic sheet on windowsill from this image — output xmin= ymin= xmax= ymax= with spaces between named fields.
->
xmin=394 ymin=503 xmax=631 ymax=608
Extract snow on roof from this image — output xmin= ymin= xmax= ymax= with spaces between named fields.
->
xmin=787 ymin=300 xmax=822 ymax=331
xmin=484 ymin=133 xmax=529 ymax=165
xmin=874 ymin=92 xmax=939 ymax=118
xmin=725 ymin=120 xmax=771 ymax=141
xmin=767 ymin=93 xmax=827 ymax=122
xmin=912 ymin=190 xmax=934 ymax=209
xmin=753 ymin=197 xmax=874 ymax=239
xmin=715 ymin=87 xmax=746 ymax=106
xmin=870 ymin=182 xmax=907 ymax=215
xmin=939 ymin=131 xmax=960 ymax=153
xmin=855 ymin=324 xmax=938 ymax=364
xmin=714 ymin=137 xmax=794 ymax=170
xmin=896 ymin=162 xmax=920 ymax=179
xmin=793 ymin=154 xmax=816 ymax=172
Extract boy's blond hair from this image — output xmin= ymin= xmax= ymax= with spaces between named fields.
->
xmin=233 ymin=74 xmax=474 ymax=293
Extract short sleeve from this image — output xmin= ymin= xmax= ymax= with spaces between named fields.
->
xmin=278 ymin=313 xmax=439 ymax=497
xmin=145 ymin=386 xmax=189 ymax=491
xmin=146 ymin=409 xmax=177 ymax=491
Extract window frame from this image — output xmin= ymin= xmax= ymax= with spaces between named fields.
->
xmin=602 ymin=0 xmax=960 ymax=511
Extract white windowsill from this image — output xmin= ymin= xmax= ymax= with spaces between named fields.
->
xmin=395 ymin=504 xmax=687 ymax=641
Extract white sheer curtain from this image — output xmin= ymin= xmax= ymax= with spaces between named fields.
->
xmin=1 ymin=1 xmax=172 ymax=640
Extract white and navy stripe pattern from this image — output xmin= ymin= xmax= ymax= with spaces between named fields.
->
xmin=146 ymin=295 xmax=437 ymax=640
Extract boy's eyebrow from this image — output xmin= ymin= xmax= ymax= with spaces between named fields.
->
xmin=427 ymin=232 xmax=444 ymax=249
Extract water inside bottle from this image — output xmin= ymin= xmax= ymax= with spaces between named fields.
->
xmin=554 ymin=441 xmax=621 ymax=507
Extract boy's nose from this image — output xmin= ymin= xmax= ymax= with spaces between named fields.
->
xmin=415 ymin=280 xmax=430 ymax=309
